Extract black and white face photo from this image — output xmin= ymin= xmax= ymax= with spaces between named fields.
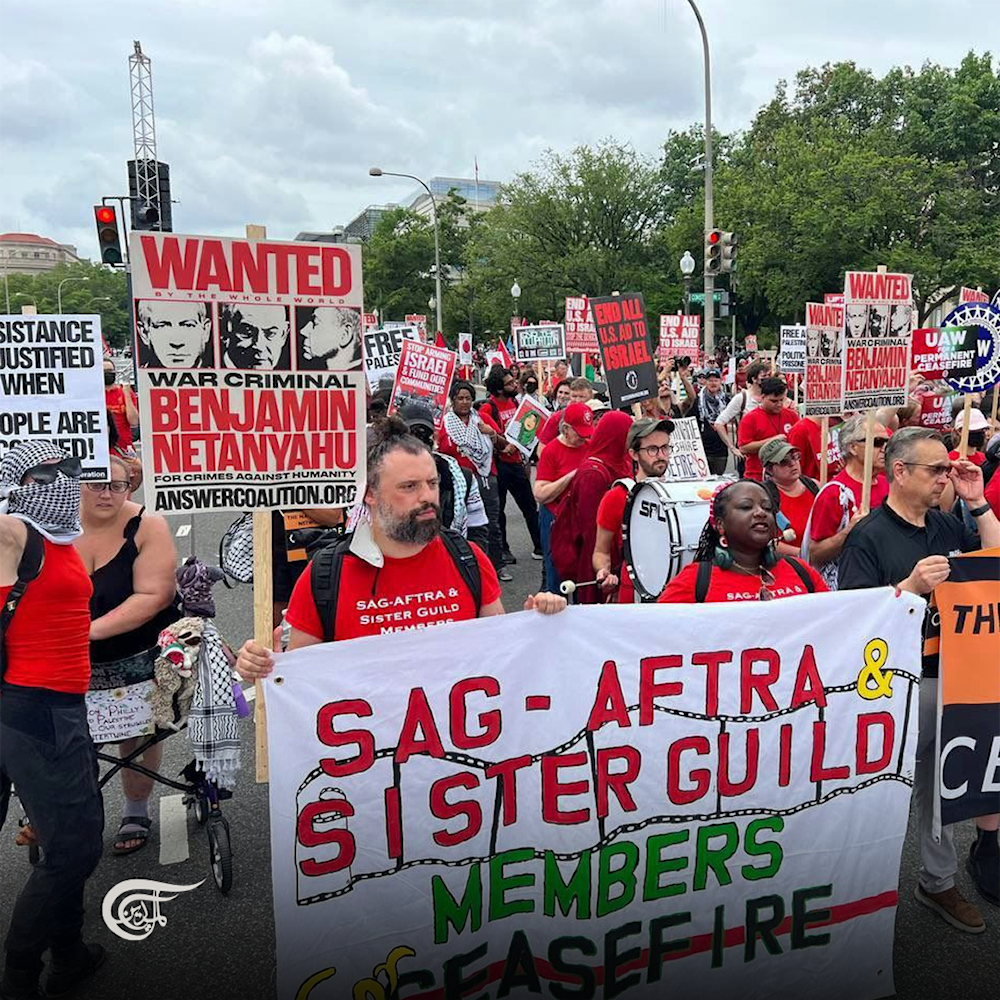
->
xmin=295 ymin=307 xmax=362 ymax=371
xmin=889 ymin=303 xmax=913 ymax=337
xmin=135 ymin=299 xmax=215 ymax=368
xmin=807 ymin=326 xmax=821 ymax=357
xmin=219 ymin=304 xmax=291 ymax=370
xmin=868 ymin=303 xmax=890 ymax=338
xmin=845 ymin=304 xmax=868 ymax=340
xmin=821 ymin=326 xmax=841 ymax=359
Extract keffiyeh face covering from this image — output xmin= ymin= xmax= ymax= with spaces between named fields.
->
xmin=0 ymin=440 xmax=83 ymax=543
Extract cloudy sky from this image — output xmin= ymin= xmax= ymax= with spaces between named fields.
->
xmin=0 ymin=0 xmax=991 ymax=256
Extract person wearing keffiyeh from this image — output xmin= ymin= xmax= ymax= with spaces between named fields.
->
xmin=695 ymin=368 xmax=731 ymax=475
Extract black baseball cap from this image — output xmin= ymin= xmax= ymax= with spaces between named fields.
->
xmin=397 ymin=401 xmax=435 ymax=431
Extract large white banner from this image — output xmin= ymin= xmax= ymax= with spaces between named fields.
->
xmin=267 ymin=591 xmax=922 ymax=1000
xmin=0 ymin=313 xmax=109 ymax=478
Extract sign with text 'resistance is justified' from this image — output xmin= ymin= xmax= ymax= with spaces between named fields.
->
xmin=130 ymin=232 xmax=366 ymax=513
xmin=267 ymin=590 xmax=922 ymax=1000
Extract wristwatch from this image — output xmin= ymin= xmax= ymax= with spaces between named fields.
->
xmin=968 ymin=501 xmax=992 ymax=518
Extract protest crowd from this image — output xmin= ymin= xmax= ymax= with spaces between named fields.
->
xmin=2 ymin=243 xmax=1000 ymax=1000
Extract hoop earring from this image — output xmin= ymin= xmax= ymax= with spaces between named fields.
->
xmin=714 ymin=537 xmax=733 ymax=570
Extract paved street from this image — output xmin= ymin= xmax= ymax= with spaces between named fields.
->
xmin=0 ymin=498 xmax=996 ymax=1000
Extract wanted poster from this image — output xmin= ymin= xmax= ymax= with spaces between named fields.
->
xmin=387 ymin=338 xmax=457 ymax=429
xmin=362 ymin=325 xmax=420 ymax=391
xmin=0 ymin=313 xmax=109 ymax=478
xmin=564 ymin=295 xmax=599 ymax=353
xmin=841 ymin=270 xmax=913 ymax=410
xmin=512 ymin=323 xmax=565 ymax=363
xmin=911 ymin=326 xmax=978 ymax=381
xmin=805 ymin=301 xmax=843 ymax=416
xmin=405 ymin=314 xmax=428 ymax=340
xmin=589 ymin=292 xmax=657 ymax=407
xmin=779 ymin=324 xmax=806 ymax=375
xmin=130 ymin=231 xmax=366 ymax=513
xmin=658 ymin=314 xmax=700 ymax=363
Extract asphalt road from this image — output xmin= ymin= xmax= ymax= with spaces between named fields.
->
xmin=0 ymin=497 xmax=996 ymax=1000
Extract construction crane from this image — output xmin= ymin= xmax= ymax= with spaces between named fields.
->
xmin=128 ymin=41 xmax=170 ymax=231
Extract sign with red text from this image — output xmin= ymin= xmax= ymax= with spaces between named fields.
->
xmin=362 ymin=325 xmax=420 ymax=391
xmin=744 ymin=335 xmax=758 ymax=353
xmin=824 ymin=293 xmax=844 ymax=305
xmin=363 ymin=312 xmax=378 ymax=331
xmin=405 ymin=314 xmax=428 ymax=340
xmin=129 ymin=232 xmax=366 ymax=513
xmin=959 ymin=287 xmax=989 ymax=304
xmin=918 ymin=392 xmax=954 ymax=431
xmin=267 ymin=589 xmax=923 ymax=1000
xmin=565 ymin=296 xmax=599 ymax=353
xmin=658 ymin=314 xmax=700 ymax=362
xmin=805 ymin=302 xmax=843 ymax=416
xmin=841 ymin=271 xmax=913 ymax=410
xmin=910 ymin=327 xmax=978 ymax=380
xmin=590 ymin=292 xmax=657 ymax=407
xmin=388 ymin=338 xmax=457 ymax=429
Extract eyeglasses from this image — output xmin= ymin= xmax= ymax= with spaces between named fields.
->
xmin=21 ymin=456 xmax=82 ymax=485
xmin=776 ymin=450 xmax=801 ymax=466
xmin=638 ymin=443 xmax=671 ymax=457
xmin=904 ymin=462 xmax=952 ymax=478
xmin=84 ymin=481 xmax=131 ymax=494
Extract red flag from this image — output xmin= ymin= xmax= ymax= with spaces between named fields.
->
xmin=496 ymin=338 xmax=513 ymax=367
xmin=435 ymin=331 xmax=446 ymax=349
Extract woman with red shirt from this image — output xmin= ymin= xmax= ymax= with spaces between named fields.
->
xmin=659 ymin=479 xmax=827 ymax=603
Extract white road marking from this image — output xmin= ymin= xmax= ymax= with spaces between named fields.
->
xmin=158 ymin=794 xmax=190 ymax=865
xmin=175 ymin=524 xmax=192 ymax=537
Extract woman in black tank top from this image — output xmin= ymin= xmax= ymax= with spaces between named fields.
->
xmin=75 ymin=456 xmax=180 ymax=854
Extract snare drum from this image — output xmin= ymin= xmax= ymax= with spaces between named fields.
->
xmin=622 ymin=477 xmax=727 ymax=601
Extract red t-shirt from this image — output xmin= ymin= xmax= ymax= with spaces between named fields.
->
xmin=738 ymin=406 xmax=798 ymax=480
xmin=596 ymin=484 xmax=634 ymax=603
xmin=285 ymin=537 xmax=501 ymax=641
xmin=809 ymin=469 xmax=889 ymax=542
xmin=538 ymin=410 xmax=563 ymax=446
xmin=985 ymin=471 xmax=1000 ymax=520
xmin=536 ymin=438 xmax=588 ymax=513
xmin=485 ymin=395 xmax=521 ymax=464
xmin=105 ymin=384 xmax=137 ymax=449
xmin=658 ymin=556 xmax=828 ymax=603
xmin=0 ymin=539 xmax=93 ymax=693
xmin=787 ymin=417 xmax=842 ymax=481
xmin=776 ymin=484 xmax=817 ymax=546
xmin=948 ymin=449 xmax=986 ymax=467
xmin=439 ymin=411 xmax=498 ymax=476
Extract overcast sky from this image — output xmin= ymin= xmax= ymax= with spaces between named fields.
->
xmin=0 ymin=0 xmax=992 ymax=256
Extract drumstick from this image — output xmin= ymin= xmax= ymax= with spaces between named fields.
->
xmin=559 ymin=579 xmax=600 ymax=596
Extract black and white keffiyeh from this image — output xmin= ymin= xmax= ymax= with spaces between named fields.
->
xmin=187 ymin=621 xmax=241 ymax=789
xmin=443 ymin=408 xmax=494 ymax=479
xmin=0 ymin=440 xmax=82 ymax=543
xmin=697 ymin=386 xmax=728 ymax=428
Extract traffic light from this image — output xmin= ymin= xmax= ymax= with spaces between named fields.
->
xmin=94 ymin=205 xmax=122 ymax=265
xmin=127 ymin=159 xmax=172 ymax=231
xmin=720 ymin=231 xmax=738 ymax=273
xmin=705 ymin=229 xmax=722 ymax=275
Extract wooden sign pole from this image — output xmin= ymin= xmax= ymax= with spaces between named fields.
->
xmin=958 ymin=393 xmax=973 ymax=460
xmin=246 ymin=223 xmax=271 ymax=784
xmin=819 ymin=416 xmax=830 ymax=486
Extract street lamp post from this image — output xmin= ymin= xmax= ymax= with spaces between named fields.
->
xmin=57 ymin=275 xmax=90 ymax=314
xmin=370 ymin=167 xmax=443 ymax=336
xmin=679 ymin=251 xmax=696 ymax=316
xmin=510 ymin=280 xmax=521 ymax=330
xmin=14 ymin=292 xmax=37 ymax=312
xmin=685 ymin=0 xmax=715 ymax=354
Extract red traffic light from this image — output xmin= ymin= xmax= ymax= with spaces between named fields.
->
xmin=95 ymin=206 xmax=116 ymax=224
xmin=708 ymin=230 xmax=721 ymax=244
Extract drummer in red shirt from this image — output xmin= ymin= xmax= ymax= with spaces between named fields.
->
xmin=659 ymin=479 xmax=827 ymax=602
xmin=594 ymin=417 xmax=673 ymax=603
xmin=737 ymin=377 xmax=798 ymax=481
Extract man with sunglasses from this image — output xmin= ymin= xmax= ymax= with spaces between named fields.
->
xmin=839 ymin=427 xmax=1000 ymax=933
xmin=0 ymin=441 xmax=106 ymax=999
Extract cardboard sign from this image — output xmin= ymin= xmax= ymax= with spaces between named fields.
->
xmin=362 ymin=325 xmax=420 ymax=391
xmin=457 ymin=332 xmax=473 ymax=366
xmin=503 ymin=394 xmax=551 ymax=458
xmin=664 ymin=416 xmax=710 ymax=480
xmin=779 ymin=324 xmax=807 ymax=375
xmin=744 ymin=334 xmax=758 ymax=352
xmin=388 ymin=338 xmax=457 ymax=429
xmin=911 ymin=326 xmax=978 ymax=380
xmin=0 ymin=313 xmax=110 ymax=478
xmin=564 ymin=295 xmax=599 ymax=353
xmin=86 ymin=655 xmax=156 ymax=743
xmin=405 ymin=314 xmax=427 ymax=340
xmin=658 ymin=314 xmax=700 ymax=362
xmin=362 ymin=312 xmax=377 ymax=331
xmin=805 ymin=302 xmax=843 ymax=416
xmin=130 ymin=232 xmax=366 ymax=513
xmin=959 ymin=287 xmax=989 ymax=304
xmin=512 ymin=323 xmax=565 ymax=363
xmin=918 ymin=392 xmax=954 ymax=431
xmin=266 ymin=590 xmax=923 ymax=1000
xmin=841 ymin=270 xmax=913 ymax=410
xmin=589 ymin=293 xmax=657 ymax=407
xmin=824 ymin=293 xmax=845 ymax=305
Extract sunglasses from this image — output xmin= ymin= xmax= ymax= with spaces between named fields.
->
xmin=22 ymin=456 xmax=82 ymax=485
xmin=873 ymin=437 xmax=889 ymax=448
xmin=776 ymin=450 xmax=801 ymax=466
xmin=84 ymin=481 xmax=131 ymax=494
xmin=905 ymin=462 xmax=952 ymax=478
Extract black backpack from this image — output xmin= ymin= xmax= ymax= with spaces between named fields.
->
xmin=309 ymin=528 xmax=482 ymax=642
xmin=762 ymin=476 xmax=819 ymax=515
xmin=694 ymin=555 xmax=816 ymax=603
xmin=0 ymin=525 xmax=45 ymax=681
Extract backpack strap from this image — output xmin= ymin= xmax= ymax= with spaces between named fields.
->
xmin=801 ymin=476 xmax=819 ymax=496
xmin=694 ymin=560 xmax=713 ymax=603
xmin=782 ymin=556 xmax=815 ymax=593
xmin=439 ymin=529 xmax=482 ymax=612
xmin=309 ymin=532 xmax=356 ymax=643
xmin=1 ymin=526 xmax=45 ymax=681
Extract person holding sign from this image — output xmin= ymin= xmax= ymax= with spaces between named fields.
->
xmin=839 ymin=428 xmax=1000 ymax=931
xmin=0 ymin=442 xmax=106 ymax=1000
xmin=658 ymin=479 xmax=826 ymax=603
xmin=235 ymin=418 xmax=565 ymax=672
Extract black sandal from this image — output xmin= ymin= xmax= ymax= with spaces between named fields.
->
xmin=113 ymin=816 xmax=152 ymax=856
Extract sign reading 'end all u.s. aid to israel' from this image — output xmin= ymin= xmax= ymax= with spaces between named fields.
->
xmin=266 ymin=589 xmax=923 ymax=1000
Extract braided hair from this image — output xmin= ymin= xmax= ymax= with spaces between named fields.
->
xmin=692 ymin=479 xmax=773 ymax=563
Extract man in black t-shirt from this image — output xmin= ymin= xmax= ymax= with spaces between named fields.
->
xmin=840 ymin=427 xmax=1000 ymax=931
